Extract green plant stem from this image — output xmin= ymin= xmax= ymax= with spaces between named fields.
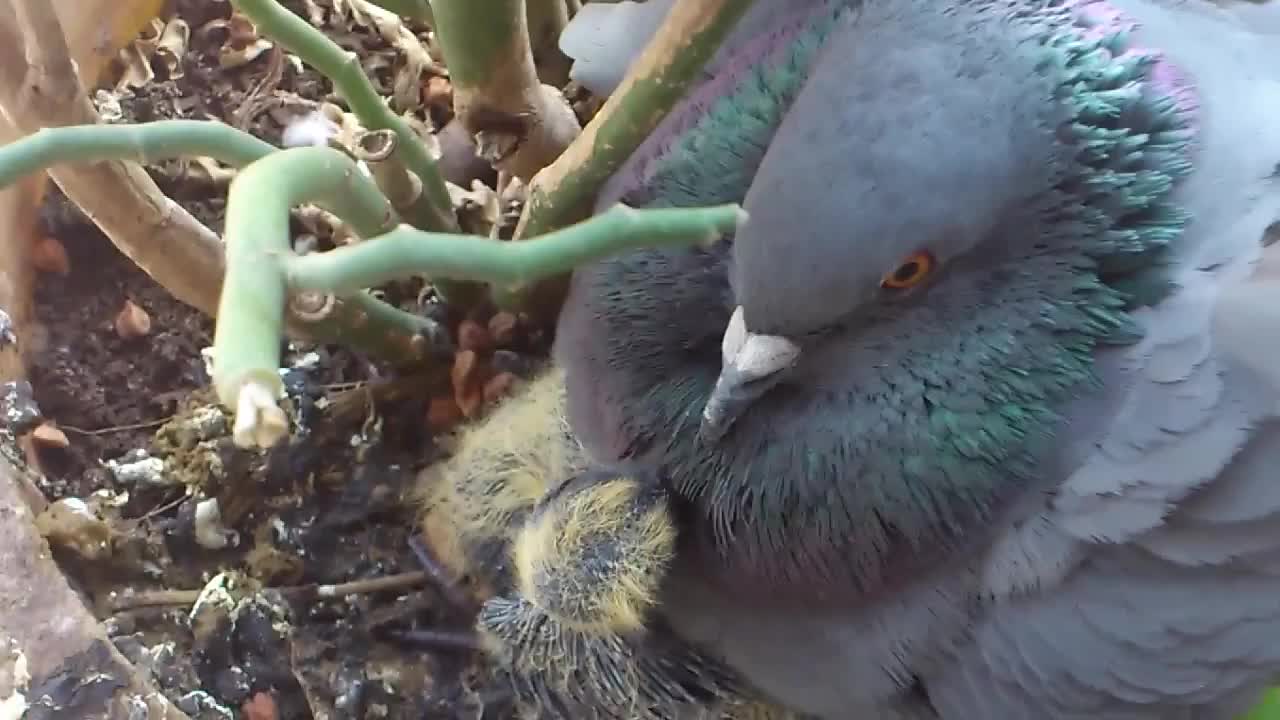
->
xmin=1245 ymin=689 xmax=1280 ymax=720
xmin=0 ymin=120 xmax=435 ymax=364
xmin=429 ymin=0 xmax=524 ymax=94
xmin=285 ymin=202 xmax=746 ymax=293
xmin=354 ymin=128 xmax=420 ymax=212
xmin=217 ymin=145 xmax=745 ymax=424
xmin=516 ymin=0 xmax=756 ymax=240
xmin=526 ymin=0 xmax=573 ymax=85
xmin=430 ymin=0 xmax=580 ymax=183
xmin=0 ymin=120 xmax=276 ymax=188
xmin=230 ymin=0 xmax=456 ymax=234
xmin=215 ymin=145 xmax=423 ymax=408
xmin=502 ymin=0 xmax=757 ymax=316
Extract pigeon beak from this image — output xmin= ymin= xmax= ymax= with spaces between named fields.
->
xmin=698 ymin=307 xmax=800 ymax=444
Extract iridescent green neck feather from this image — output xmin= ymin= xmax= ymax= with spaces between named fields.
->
xmin=561 ymin=0 xmax=1197 ymax=607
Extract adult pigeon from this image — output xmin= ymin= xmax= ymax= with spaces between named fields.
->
xmin=554 ymin=0 xmax=1280 ymax=717
xmin=558 ymin=0 xmax=675 ymax=95
xmin=558 ymin=0 xmax=811 ymax=97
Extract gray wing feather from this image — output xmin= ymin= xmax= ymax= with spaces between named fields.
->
xmin=559 ymin=0 xmax=676 ymax=96
xmin=558 ymin=0 xmax=825 ymax=97
xmin=934 ymin=432 xmax=1280 ymax=716
xmin=1029 ymin=0 xmax=1280 ymax=545
xmin=585 ymin=1 xmax=1280 ymax=716
xmin=929 ymin=2 xmax=1280 ymax=715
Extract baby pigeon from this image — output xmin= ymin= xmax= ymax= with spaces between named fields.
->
xmin=555 ymin=0 xmax=1280 ymax=717
xmin=417 ymin=370 xmax=797 ymax=719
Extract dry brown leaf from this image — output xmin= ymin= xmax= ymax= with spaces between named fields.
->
xmin=113 ymin=17 xmax=164 ymax=90
xmin=450 ymin=350 xmax=485 ymax=418
xmin=155 ymin=17 xmax=191 ymax=81
xmin=293 ymin=204 xmax=358 ymax=247
xmin=178 ymin=156 xmax=238 ymax=188
xmin=29 ymin=423 xmax=68 ymax=450
xmin=487 ymin=311 xmax=518 ymax=347
xmin=423 ymin=74 xmax=453 ymax=110
xmin=482 ymin=372 xmax=517 ymax=405
xmin=219 ymin=38 xmax=273 ymax=69
xmin=29 ymin=236 xmax=70 ymax=276
xmin=451 ymin=179 xmax=500 ymax=237
xmin=217 ymin=11 xmax=274 ymax=69
xmin=242 ymin=692 xmax=279 ymax=720
xmin=456 ymin=319 xmax=492 ymax=353
xmin=426 ymin=395 xmax=462 ymax=432
xmin=317 ymin=0 xmax=446 ymax=110
xmin=113 ymin=299 xmax=152 ymax=339
xmin=301 ymin=0 xmax=327 ymax=27
xmin=114 ymin=42 xmax=156 ymax=89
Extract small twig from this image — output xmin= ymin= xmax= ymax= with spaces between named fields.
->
xmin=231 ymin=0 xmax=456 ymax=233
xmin=233 ymin=43 xmax=286 ymax=130
xmin=286 ymin=202 xmax=745 ymax=292
xmin=137 ymin=493 xmax=188 ymax=521
xmin=320 ymin=380 xmax=368 ymax=392
xmin=409 ymin=534 xmax=473 ymax=613
xmin=59 ymin=417 xmax=173 ymax=435
xmin=314 ymin=571 xmax=426 ymax=598
xmin=109 ymin=588 xmax=201 ymax=611
xmin=354 ymin=128 xmax=420 ymax=217
xmin=109 ymin=571 xmax=430 ymax=613
xmin=390 ymin=628 xmax=484 ymax=653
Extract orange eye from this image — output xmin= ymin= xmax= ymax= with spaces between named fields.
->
xmin=880 ymin=250 xmax=936 ymax=289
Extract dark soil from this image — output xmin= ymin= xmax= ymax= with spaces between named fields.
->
xmin=14 ymin=1 xmax=569 ymax=717
xmin=29 ymin=213 xmax=215 ymax=498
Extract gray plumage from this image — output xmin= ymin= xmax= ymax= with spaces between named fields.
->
xmin=559 ymin=0 xmax=675 ymax=95
xmin=559 ymin=0 xmax=829 ymax=96
xmin=554 ymin=0 xmax=1280 ymax=717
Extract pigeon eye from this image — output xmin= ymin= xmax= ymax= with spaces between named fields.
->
xmin=881 ymin=250 xmax=936 ymax=289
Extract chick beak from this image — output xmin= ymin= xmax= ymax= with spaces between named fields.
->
xmin=698 ymin=307 xmax=800 ymax=444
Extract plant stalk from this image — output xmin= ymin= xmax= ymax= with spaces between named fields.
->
xmin=285 ymin=202 xmax=745 ymax=293
xmin=501 ymin=0 xmax=757 ymax=318
xmin=430 ymin=0 xmax=580 ymax=182
xmin=214 ymin=145 xmax=416 ymax=437
xmin=231 ymin=0 xmax=456 ymax=232
xmin=0 ymin=120 xmax=276 ymax=187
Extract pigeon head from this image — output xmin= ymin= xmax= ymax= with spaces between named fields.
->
xmin=701 ymin=70 xmax=1065 ymax=442
xmin=698 ymin=0 xmax=1198 ymax=443
xmin=558 ymin=0 xmax=1199 ymax=601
